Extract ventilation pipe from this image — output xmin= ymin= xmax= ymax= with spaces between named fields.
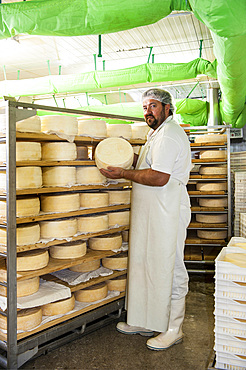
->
xmin=207 ymin=87 xmax=219 ymax=126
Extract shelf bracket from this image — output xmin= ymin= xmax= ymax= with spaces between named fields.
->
xmin=107 ymin=307 xmax=122 ymax=319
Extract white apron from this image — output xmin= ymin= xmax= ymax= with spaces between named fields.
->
xmin=126 ymin=132 xmax=189 ymax=332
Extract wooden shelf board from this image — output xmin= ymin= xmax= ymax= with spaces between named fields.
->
xmin=185 ymin=237 xmax=227 ymax=245
xmin=188 ymin=191 xmax=226 ymax=195
xmin=191 ymin=207 xmax=227 ymax=212
xmin=189 ymin=175 xmax=227 ymax=180
xmin=188 ymin=222 xmax=227 ymax=229
xmin=16 ymin=160 xmax=96 ymax=167
xmin=192 ymin=158 xmax=226 ymax=163
xmin=190 ymin=142 xmax=226 ymax=147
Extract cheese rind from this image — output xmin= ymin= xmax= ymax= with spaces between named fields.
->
xmin=76 ymin=166 xmax=106 ymax=185
xmin=40 ymin=218 xmax=77 ymax=239
xmin=194 ymin=134 xmax=227 ymax=143
xmin=122 ymin=230 xmax=129 ymax=242
xmin=0 ymin=277 xmax=40 ymax=297
xmin=69 ymin=259 xmax=100 ymax=273
xmin=95 ymin=137 xmax=134 ymax=170
xmin=198 ymin=198 xmax=228 ymax=208
xmin=80 ymin=192 xmax=109 ymax=209
xmin=200 ymin=150 xmax=227 ymax=159
xmin=131 ymin=124 xmax=150 ymax=140
xmin=199 ymin=165 xmax=227 ymax=175
xmin=196 ymin=214 xmax=227 ymax=223
xmin=107 ymin=190 xmax=131 ymax=205
xmin=102 ymin=252 xmax=128 ymax=270
xmin=49 ymin=241 xmax=87 ymax=259
xmin=42 ymin=295 xmax=75 ymax=316
xmin=42 ymin=166 xmax=76 ymax=187
xmin=0 ymin=307 xmax=42 ymax=331
xmin=0 ymin=142 xmax=41 ymax=162
xmin=77 ymin=119 xmax=107 ymax=138
xmin=42 ymin=142 xmax=77 ymax=161
xmin=107 ymin=124 xmax=132 ymax=140
xmin=16 ymin=250 xmax=49 ymax=271
xmin=41 ymin=115 xmax=78 ymax=136
xmin=0 ymin=223 xmax=40 ymax=246
xmin=75 ymin=282 xmax=108 ymax=302
xmin=106 ymin=275 xmax=127 ymax=292
xmin=41 ymin=193 xmax=80 ymax=213
xmin=197 ymin=230 xmax=227 ymax=240
xmin=77 ymin=146 xmax=88 ymax=160
xmin=108 ymin=211 xmax=130 ymax=227
xmin=196 ymin=182 xmax=227 ymax=191
xmin=89 ymin=234 xmax=122 ymax=251
xmin=77 ymin=214 xmax=109 ymax=233
xmin=0 ymin=197 xmax=40 ymax=218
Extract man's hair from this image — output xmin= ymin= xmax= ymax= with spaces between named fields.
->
xmin=142 ymin=88 xmax=175 ymax=114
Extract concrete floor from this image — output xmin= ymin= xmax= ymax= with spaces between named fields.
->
xmin=21 ymin=275 xmax=215 ymax=370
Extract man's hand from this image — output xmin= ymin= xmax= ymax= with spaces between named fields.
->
xmin=100 ymin=166 xmax=125 ymax=179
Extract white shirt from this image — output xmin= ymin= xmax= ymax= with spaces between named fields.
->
xmin=145 ymin=116 xmax=192 ymax=185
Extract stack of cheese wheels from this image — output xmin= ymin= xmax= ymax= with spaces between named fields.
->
xmin=107 ymin=124 xmax=132 ymax=140
xmin=0 ymin=142 xmax=41 ymax=162
xmin=40 ymin=218 xmax=77 ymax=239
xmin=108 ymin=210 xmax=130 ymax=227
xmin=16 ymin=250 xmax=49 ymax=271
xmin=49 ymin=241 xmax=87 ymax=259
xmin=40 ymin=115 xmax=78 ymax=136
xmin=42 ymin=142 xmax=77 ymax=161
xmin=42 ymin=295 xmax=75 ymax=316
xmin=95 ymin=137 xmax=134 ymax=170
xmin=77 ymin=119 xmax=107 ymax=138
xmin=42 ymin=166 xmax=76 ymax=187
xmin=80 ymin=192 xmax=109 ymax=209
xmin=198 ymin=198 xmax=228 ymax=208
xmin=199 ymin=165 xmax=227 ymax=175
xmin=0 ymin=196 xmax=40 ymax=218
xmin=131 ymin=124 xmax=150 ymax=140
xmin=122 ymin=230 xmax=129 ymax=242
xmin=15 ymin=116 xmax=41 ymax=133
xmin=89 ymin=234 xmax=122 ymax=251
xmin=77 ymin=146 xmax=88 ymax=160
xmin=196 ymin=214 xmax=227 ymax=223
xmin=76 ymin=166 xmax=106 ymax=185
xmin=41 ymin=193 xmax=80 ymax=213
xmin=196 ymin=182 xmax=227 ymax=191
xmin=0 ymin=223 xmax=40 ymax=246
xmin=107 ymin=190 xmax=131 ymax=205
xmin=106 ymin=274 xmax=127 ymax=292
xmin=0 ymin=167 xmax=43 ymax=190
xmin=200 ymin=150 xmax=227 ymax=160
xmin=194 ymin=134 xmax=227 ymax=144
xmin=0 ymin=307 xmax=43 ymax=331
xmin=77 ymin=214 xmax=109 ymax=233
xmin=102 ymin=252 xmax=128 ymax=270
xmin=75 ymin=282 xmax=108 ymax=302
xmin=0 ymin=277 xmax=40 ymax=297
xmin=197 ymin=230 xmax=227 ymax=240
xmin=70 ymin=258 xmax=101 ymax=273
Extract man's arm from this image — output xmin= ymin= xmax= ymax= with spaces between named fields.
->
xmin=100 ymin=166 xmax=170 ymax=187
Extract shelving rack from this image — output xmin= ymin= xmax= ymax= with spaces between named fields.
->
xmin=0 ymin=99 xmax=145 ymax=369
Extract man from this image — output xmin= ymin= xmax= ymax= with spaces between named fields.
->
xmin=100 ymin=88 xmax=191 ymax=350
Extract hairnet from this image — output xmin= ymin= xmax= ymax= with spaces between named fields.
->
xmin=142 ymin=88 xmax=175 ymax=114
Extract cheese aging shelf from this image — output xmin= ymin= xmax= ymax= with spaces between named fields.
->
xmin=185 ymin=126 xmax=231 ymax=271
xmin=0 ymin=99 xmax=145 ymax=369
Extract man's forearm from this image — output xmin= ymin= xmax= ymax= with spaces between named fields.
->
xmin=122 ymin=168 xmax=170 ymax=187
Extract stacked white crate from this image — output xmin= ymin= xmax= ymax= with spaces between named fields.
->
xmin=240 ymin=213 xmax=246 ymax=238
xmin=214 ymin=237 xmax=246 ymax=370
xmin=234 ymin=172 xmax=246 ymax=236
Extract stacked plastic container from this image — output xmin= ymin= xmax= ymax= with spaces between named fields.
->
xmin=214 ymin=237 xmax=246 ymax=370
xmin=240 ymin=213 xmax=246 ymax=238
xmin=234 ymin=172 xmax=246 ymax=236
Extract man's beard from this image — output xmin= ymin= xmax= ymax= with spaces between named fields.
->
xmin=145 ymin=115 xmax=158 ymax=129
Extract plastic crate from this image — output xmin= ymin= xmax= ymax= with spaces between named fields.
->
xmin=215 ymin=280 xmax=246 ymax=301
xmin=215 ymin=247 xmax=246 ymax=283
xmin=214 ymin=333 xmax=246 ymax=355
xmin=216 ymin=351 xmax=246 ymax=370
xmin=227 ymin=237 xmax=246 ymax=248
xmin=214 ymin=298 xmax=246 ymax=320
xmin=215 ymin=316 xmax=246 ymax=338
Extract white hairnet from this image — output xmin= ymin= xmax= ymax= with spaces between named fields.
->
xmin=142 ymin=88 xmax=175 ymax=114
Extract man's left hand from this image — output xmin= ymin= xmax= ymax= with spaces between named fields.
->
xmin=100 ymin=166 xmax=125 ymax=179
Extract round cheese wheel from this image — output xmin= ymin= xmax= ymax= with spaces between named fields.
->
xmin=102 ymin=252 xmax=128 ymax=270
xmin=77 ymin=214 xmax=109 ymax=233
xmin=196 ymin=182 xmax=227 ymax=191
xmin=107 ymin=124 xmax=132 ymax=140
xmin=200 ymin=150 xmax=227 ymax=159
xmin=0 ymin=223 xmax=41 ymax=246
xmin=77 ymin=119 xmax=107 ymax=138
xmin=42 ymin=142 xmax=77 ymax=161
xmin=0 ymin=196 xmax=40 ymax=218
xmin=76 ymin=166 xmax=106 ymax=185
xmin=234 ymin=243 xmax=246 ymax=250
xmin=42 ymin=295 xmax=75 ymax=316
xmin=17 ymin=167 xmax=42 ymax=189
xmin=107 ymin=190 xmax=131 ymax=205
xmin=108 ymin=211 xmax=130 ymax=227
xmin=197 ymin=230 xmax=227 ymax=240
xmin=89 ymin=234 xmax=122 ymax=251
xmin=0 ymin=277 xmax=40 ymax=297
xmin=49 ymin=241 xmax=87 ymax=259
xmin=198 ymin=198 xmax=228 ymax=208
xmin=106 ymin=275 xmax=127 ymax=292
xmin=42 ymin=166 xmax=76 ymax=187
xmin=0 ymin=307 xmax=42 ymax=331
xmin=16 ymin=116 xmax=41 ymax=133
xmin=0 ymin=142 xmax=41 ymax=162
xmin=199 ymin=165 xmax=227 ymax=175
xmin=196 ymin=214 xmax=227 ymax=223
xmin=41 ymin=115 xmax=78 ymax=136
xmin=122 ymin=230 xmax=129 ymax=242
xmin=224 ymin=253 xmax=246 ymax=268
xmin=131 ymin=124 xmax=150 ymax=140
xmin=69 ymin=258 xmax=100 ymax=273
xmin=41 ymin=193 xmax=80 ymax=213
xmin=80 ymin=192 xmax=109 ymax=209
xmin=95 ymin=138 xmax=134 ymax=170
xmin=40 ymin=218 xmax=77 ymax=239
xmin=75 ymin=282 xmax=108 ymax=302
xmin=77 ymin=146 xmax=88 ymax=160
xmin=195 ymin=134 xmax=227 ymax=144
xmin=17 ymin=250 xmax=49 ymax=271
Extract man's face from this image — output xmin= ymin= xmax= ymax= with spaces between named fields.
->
xmin=143 ymin=98 xmax=170 ymax=130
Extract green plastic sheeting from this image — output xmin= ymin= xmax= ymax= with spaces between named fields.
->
xmin=175 ymin=98 xmax=208 ymax=126
xmin=0 ymin=58 xmax=217 ymax=97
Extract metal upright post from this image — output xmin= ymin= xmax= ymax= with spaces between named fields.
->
xmin=226 ymin=126 xmax=231 ymax=239
xmin=6 ymin=101 xmax=17 ymax=369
